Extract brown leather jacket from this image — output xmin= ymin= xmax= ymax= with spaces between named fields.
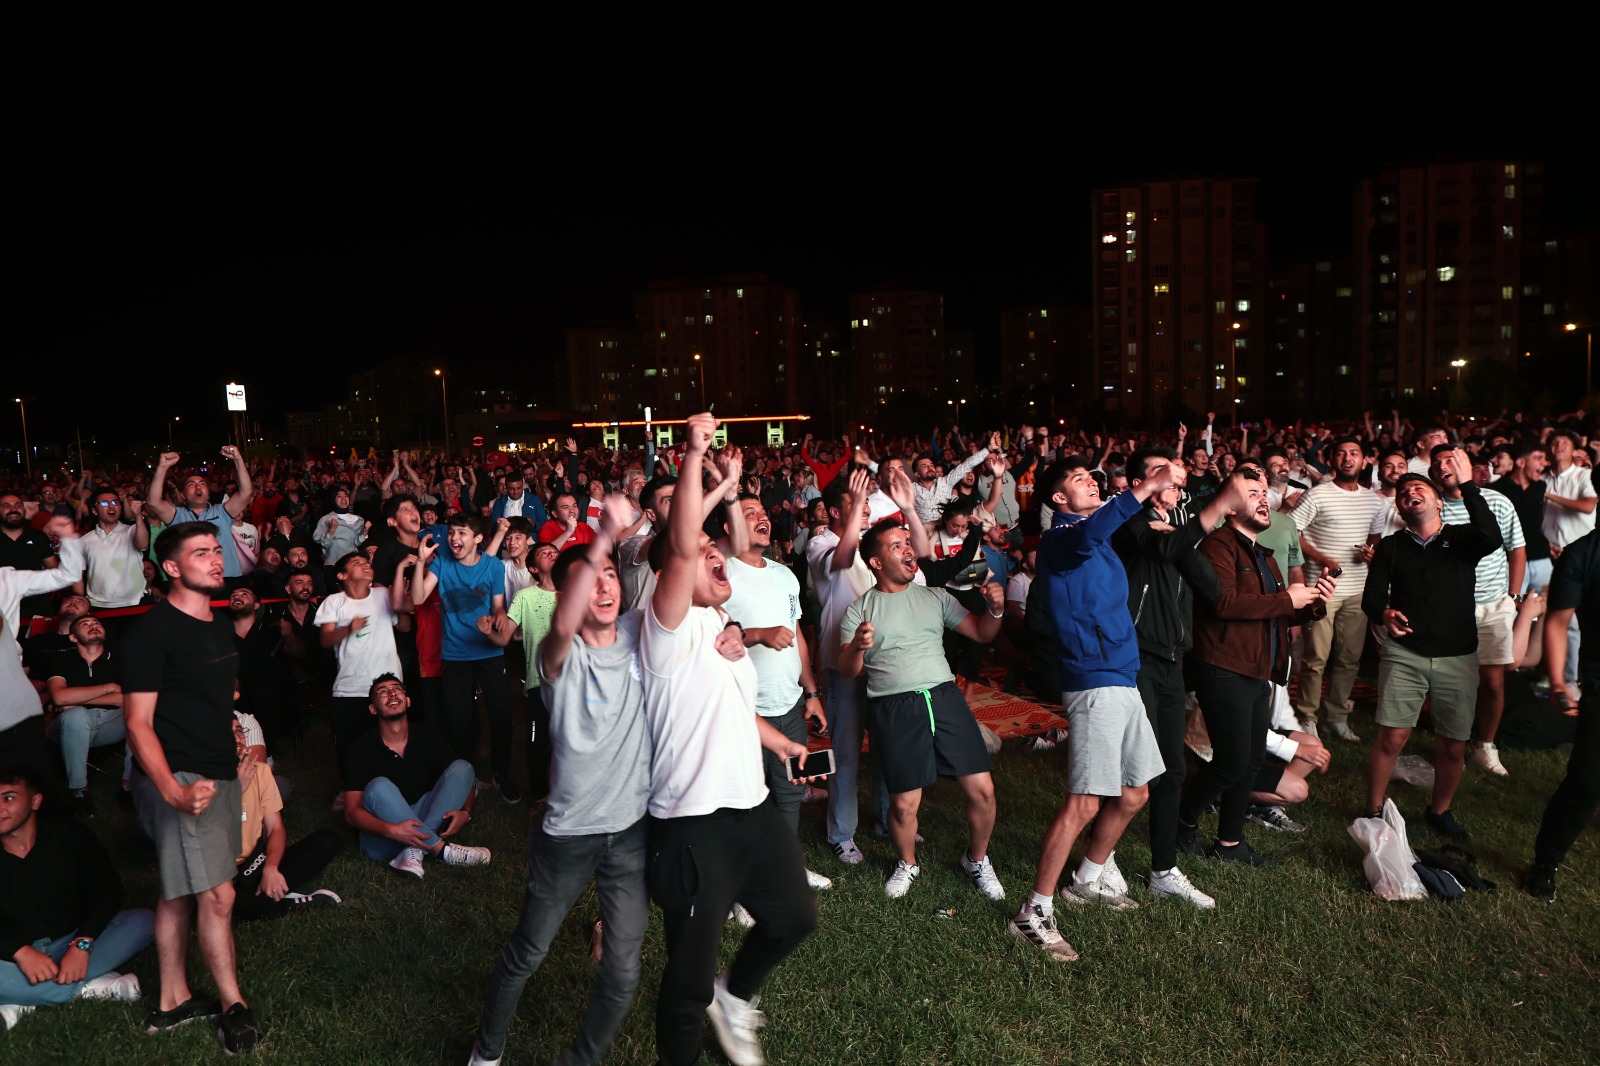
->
xmin=1191 ymin=525 xmax=1324 ymax=683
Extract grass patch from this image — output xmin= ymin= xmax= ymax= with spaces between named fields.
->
xmin=4 ymin=701 xmax=1596 ymax=1064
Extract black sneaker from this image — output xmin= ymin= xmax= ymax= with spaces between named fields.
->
xmin=1176 ymin=824 xmax=1205 ymax=857
xmin=497 ymin=776 xmax=523 ymax=804
xmin=1524 ymin=863 xmax=1557 ymax=903
xmin=1206 ymin=840 xmax=1277 ymax=868
xmin=217 ymin=1001 xmax=261 ymax=1055
xmin=146 ymin=996 xmax=222 ymax=1034
xmin=1424 ymin=808 xmax=1472 ymax=843
xmin=73 ymin=791 xmax=96 ymax=819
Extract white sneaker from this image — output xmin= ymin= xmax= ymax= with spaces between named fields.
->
xmin=1247 ymin=805 xmax=1306 ymax=833
xmin=832 ymin=840 xmax=864 ymax=865
xmin=805 ymin=868 xmax=833 ymax=891
xmin=1329 ymin=721 xmax=1361 ymax=742
xmin=1100 ymin=854 xmax=1128 ymax=896
xmin=1061 ymin=869 xmax=1139 ymax=911
xmin=1007 ymin=904 xmax=1079 ymax=962
xmin=960 ymin=852 xmax=1006 ymax=901
xmin=389 ymin=846 xmax=426 ymax=878
xmin=1472 ymin=742 xmax=1509 ymax=777
xmin=440 ymin=843 xmax=492 ymax=867
xmin=885 ymin=860 xmax=920 ymax=899
xmin=79 ymin=972 xmax=141 ymax=1002
xmin=467 ymin=1041 xmax=502 ymax=1065
xmin=1148 ymin=867 xmax=1217 ymax=910
xmin=706 ymin=971 xmax=766 ymax=1066
xmin=1296 ymin=718 xmax=1320 ymax=740
xmin=729 ymin=903 xmax=757 ymax=929
xmin=0 ymin=1004 xmax=34 ymax=1030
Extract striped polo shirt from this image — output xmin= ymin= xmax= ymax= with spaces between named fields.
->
xmin=1288 ymin=482 xmax=1385 ymax=600
xmin=1441 ymin=487 xmax=1524 ymax=603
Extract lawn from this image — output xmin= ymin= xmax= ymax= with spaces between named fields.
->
xmin=5 ymin=700 xmax=1596 ymax=1065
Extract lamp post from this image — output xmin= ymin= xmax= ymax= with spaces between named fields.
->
xmin=1568 ymin=323 xmax=1593 ymax=398
xmin=693 ymin=353 xmax=706 ymax=410
xmin=168 ymin=414 xmax=180 ymax=447
xmin=1230 ymin=321 xmax=1242 ymax=416
xmin=14 ymin=398 xmax=30 ymax=479
xmin=1451 ymin=358 xmax=1467 ymax=390
xmin=434 ymin=369 xmax=451 ymax=456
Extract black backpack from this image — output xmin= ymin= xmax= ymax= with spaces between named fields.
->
xmin=1413 ymin=844 xmax=1496 ymax=900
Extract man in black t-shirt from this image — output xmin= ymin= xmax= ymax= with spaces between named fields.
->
xmin=342 ymin=674 xmax=488 ymax=879
xmin=44 ymin=615 xmax=124 ymax=818
xmin=1525 ymin=530 xmax=1600 ymax=903
xmin=0 ymin=494 xmax=59 ymax=621
xmin=122 ymin=522 xmax=261 ymax=1053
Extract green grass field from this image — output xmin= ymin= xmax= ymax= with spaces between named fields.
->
xmin=5 ymin=702 xmax=1596 ymax=1065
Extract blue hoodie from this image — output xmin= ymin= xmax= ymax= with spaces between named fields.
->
xmin=1037 ymin=490 xmax=1143 ymax=692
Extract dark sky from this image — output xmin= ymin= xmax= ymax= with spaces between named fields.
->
xmin=14 ymin=59 xmax=1590 ymax=451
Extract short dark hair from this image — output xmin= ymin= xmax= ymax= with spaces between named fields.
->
xmin=447 ymin=510 xmax=485 ymax=537
xmin=860 ymin=516 xmax=904 ymax=568
xmin=1429 ymin=442 xmax=1457 ymax=462
xmin=154 ymin=521 xmax=220 ymax=566
xmin=1513 ymin=441 xmax=1547 ymax=462
xmin=505 ymin=516 xmax=534 ymax=538
xmin=551 ymin=543 xmax=597 ymax=588
xmin=1333 ymin=435 xmax=1363 ymax=450
xmin=551 ymin=491 xmax=578 ymax=513
xmin=1045 ymin=456 xmax=1094 ymax=511
xmin=0 ymin=763 xmax=44 ymax=793
xmin=1260 ymin=445 xmax=1287 ymax=464
xmin=1379 ymin=447 xmax=1409 ymax=466
xmin=1395 ymin=472 xmax=1439 ymax=498
xmin=366 ymin=672 xmax=404 ymax=705
xmin=821 ymin=475 xmax=853 ymax=518
xmin=1127 ymin=447 xmax=1178 ymax=483
xmin=641 ymin=475 xmax=676 ymax=515
xmin=383 ymin=493 xmax=418 ymax=524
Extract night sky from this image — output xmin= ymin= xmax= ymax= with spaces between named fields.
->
xmin=15 ymin=60 xmax=1589 ymax=451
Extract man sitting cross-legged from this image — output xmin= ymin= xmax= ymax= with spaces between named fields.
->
xmin=469 ymin=496 xmax=652 ymax=1066
xmin=229 ymin=719 xmax=343 ymax=921
xmin=0 ymin=763 xmax=154 ymax=1031
xmin=342 ymin=675 xmax=490 ymax=879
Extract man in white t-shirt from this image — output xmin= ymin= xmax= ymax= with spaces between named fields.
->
xmin=79 ymin=489 xmax=150 ymax=610
xmin=1543 ymin=431 xmax=1597 ymax=690
xmin=641 ymin=414 xmax=816 ymax=1066
xmin=721 ymin=494 xmax=828 ymax=869
xmin=315 ymin=552 xmax=408 ymax=769
xmin=807 ymin=468 xmax=877 ymax=865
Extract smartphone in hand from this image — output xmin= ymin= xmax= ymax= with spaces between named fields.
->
xmin=786 ymin=749 xmax=836 ymax=781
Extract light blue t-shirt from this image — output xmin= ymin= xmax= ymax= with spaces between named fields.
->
xmin=432 ymin=551 xmax=507 ymax=662
xmin=175 ymin=502 xmax=243 ymax=577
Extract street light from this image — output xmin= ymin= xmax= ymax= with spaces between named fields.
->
xmin=1451 ymin=358 xmax=1467 ymax=389
xmin=434 ymin=369 xmax=451 ymax=456
xmin=693 ymin=353 xmax=706 ymax=410
xmin=14 ymin=398 xmax=29 ymax=479
xmin=1567 ymin=323 xmax=1593 ymax=397
xmin=168 ymin=414 xmax=180 ymax=446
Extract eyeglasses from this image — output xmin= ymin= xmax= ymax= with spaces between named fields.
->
xmin=96 ymin=501 xmax=120 ymax=508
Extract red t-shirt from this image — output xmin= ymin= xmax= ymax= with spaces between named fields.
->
xmin=536 ymin=520 xmax=597 ymax=546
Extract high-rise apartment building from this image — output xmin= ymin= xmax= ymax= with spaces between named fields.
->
xmin=1000 ymin=304 xmax=1092 ymax=418
xmin=1265 ymin=258 xmax=1358 ymax=416
xmin=632 ymin=274 xmax=801 ymax=419
xmin=565 ymin=323 xmax=636 ymax=419
xmin=848 ymin=287 xmax=946 ymax=416
xmin=1090 ymin=179 xmax=1268 ymax=425
xmin=1355 ymin=160 xmax=1544 ymax=406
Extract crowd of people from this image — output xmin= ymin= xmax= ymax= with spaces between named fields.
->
xmin=0 ymin=405 xmax=1596 ymax=1062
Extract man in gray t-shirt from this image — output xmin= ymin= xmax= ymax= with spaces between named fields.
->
xmin=471 ymin=499 xmax=651 ymax=1066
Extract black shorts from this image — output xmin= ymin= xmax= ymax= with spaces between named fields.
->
xmin=866 ymin=680 xmax=992 ymax=794
xmin=1252 ymin=754 xmax=1288 ymax=794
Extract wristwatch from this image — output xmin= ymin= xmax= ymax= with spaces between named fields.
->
xmin=804 ymin=690 xmax=823 ymax=700
xmin=72 ymin=938 xmax=94 ymax=953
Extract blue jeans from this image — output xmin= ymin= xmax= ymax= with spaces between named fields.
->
xmin=0 ymin=909 xmax=154 ymax=1006
xmin=473 ymin=819 xmax=648 ymax=1064
xmin=46 ymin=706 xmax=125 ymax=791
xmin=821 ymin=668 xmax=890 ymax=844
xmin=357 ymin=759 xmax=476 ymax=862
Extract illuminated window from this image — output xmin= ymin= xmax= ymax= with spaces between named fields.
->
xmin=1379 ymin=273 xmax=1393 ymax=284
xmin=1505 ymin=184 xmax=1516 ymax=199
xmin=684 ymin=316 xmax=693 ymax=325
xmin=1125 ymin=211 xmax=1136 ymax=223
xmin=1379 ymin=254 xmax=1391 ymax=265
xmin=704 ymin=315 xmax=714 ymax=324
xmin=644 ymin=368 xmax=657 ymax=376
xmin=1126 ymin=229 xmax=1137 ymax=244
xmin=1215 ymin=375 xmax=1226 ymax=389
xmin=735 ymin=288 xmax=744 ymax=298
xmin=1102 ymin=233 xmax=1118 ymax=244
xmin=1125 ymin=249 xmax=1137 ymax=262
xmin=1505 ymin=164 xmax=1516 ymax=177
xmin=1501 ymin=326 xmax=1513 ymax=338
xmin=1236 ymin=299 xmax=1250 ymax=312
xmin=1297 ymin=302 xmax=1306 ymax=313
xmin=1336 ymin=287 xmax=1353 ymax=297
xmin=1337 ymin=366 xmax=1351 ymax=376
xmin=1503 ymin=286 xmax=1514 ymax=299
xmin=1215 ymin=301 xmax=1227 ymax=313
xmin=658 ymin=331 xmax=667 ymax=339
xmin=1153 ymin=283 xmax=1169 ymax=295
xmin=1127 ymin=343 xmax=1138 ymax=356
xmin=1128 ymin=360 xmax=1138 ymax=373
xmin=1437 ymin=266 xmax=1455 ymax=282
xmin=1544 ymin=303 xmax=1555 ymax=315
xmin=1234 ymin=338 xmax=1247 ymax=349
xmin=1502 ymin=226 xmax=1514 ymax=240
xmin=1040 ymin=309 xmax=1049 ymax=317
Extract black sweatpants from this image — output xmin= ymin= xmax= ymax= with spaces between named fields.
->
xmin=524 ymin=684 xmax=552 ymax=801
xmin=442 ymin=657 xmax=512 ymax=784
xmin=1179 ymin=663 xmax=1272 ymax=843
xmin=647 ymin=800 xmax=818 ymax=1066
xmin=330 ymin=696 xmax=374 ymax=774
xmin=231 ymin=828 xmax=343 ymax=920
xmin=1137 ymin=654 xmax=1189 ymax=871
xmin=1534 ymin=685 xmax=1600 ymax=867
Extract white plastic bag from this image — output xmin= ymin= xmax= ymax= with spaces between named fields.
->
xmin=1347 ymin=798 xmax=1428 ymax=901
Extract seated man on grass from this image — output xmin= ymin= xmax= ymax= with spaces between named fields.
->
xmin=1245 ymin=688 xmax=1332 ymax=834
xmin=342 ymin=674 xmax=490 ymax=879
xmin=230 ymin=719 xmax=342 ymax=920
xmin=0 ymin=764 xmax=153 ymax=1030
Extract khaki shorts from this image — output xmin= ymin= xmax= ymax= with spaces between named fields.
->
xmin=1374 ymin=641 xmax=1478 ymax=741
xmin=1474 ymin=595 xmax=1516 ymax=667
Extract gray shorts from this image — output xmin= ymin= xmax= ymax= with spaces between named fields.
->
xmin=134 ymin=770 xmax=243 ymax=901
xmin=1374 ymin=640 xmax=1478 ymax=741
xmin=1062 ymin=685 xmax=1166 ymax=797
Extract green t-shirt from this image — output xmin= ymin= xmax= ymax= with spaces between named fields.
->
xmin=840 ymin=583 xmax=969 ymax=699
xmin=1255 ymin=511 xmax=1305 ymax=574
xmin=509 ymin=584 xmax=558 ymax=689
